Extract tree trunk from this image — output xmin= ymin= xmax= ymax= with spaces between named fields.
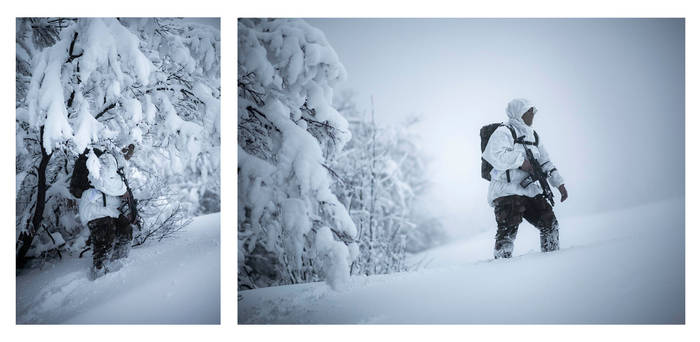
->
xmin=16 ymin=126 xmax=51 ymax=269
xmin=368 ymin=96 xmax=376 ymax=275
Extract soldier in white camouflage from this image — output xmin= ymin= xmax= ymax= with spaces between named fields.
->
xmin=482 ymin=99 xmax=568 ymax=259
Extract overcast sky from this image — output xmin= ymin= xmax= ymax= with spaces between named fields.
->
xmin=307 ymin=18 xmax=684 ymax=237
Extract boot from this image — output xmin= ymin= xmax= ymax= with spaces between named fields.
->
xmin=88 ymin=264 xmax=107 ymax=281
xmin=540 ymin=224 xmax=560 ymax=253
xmin=494 ymin=225 xmax=518 ymax=259
xmin=494 ymin=243 xmax=513 ymax=259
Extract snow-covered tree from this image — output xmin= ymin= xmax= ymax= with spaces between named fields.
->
xmin=119 ymin=18 xmax=221 ymax=215
xmin=16 ymin=18 xmax=220 ymax=268
xmin=238 ymin=18 xmax=358 ymax=290
xmin=331 ymin=91 xmax=444 ymax=275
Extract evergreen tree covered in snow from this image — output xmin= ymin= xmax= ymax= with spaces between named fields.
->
xmin=238 ymin=18 xmax=358 ymax=290
xmin=16 ymin=18 xmax=220 ymax=268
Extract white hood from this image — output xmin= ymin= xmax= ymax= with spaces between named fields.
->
xmin=88 ymin=153 xmax=127 ymax=197
xmin=506 ymin=98 xmax=536 ymax=138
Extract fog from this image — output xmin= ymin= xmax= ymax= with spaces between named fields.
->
xmin=308 ymin=18 xmax=684 ymax=237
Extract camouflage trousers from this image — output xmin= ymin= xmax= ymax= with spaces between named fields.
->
xmin=493 ymin=194 xmax=559 ymax=259
xmin=87 ymin=215 xmax=133 ymax=271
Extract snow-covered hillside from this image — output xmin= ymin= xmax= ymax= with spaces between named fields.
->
xmin=17 ymin=213 xmax=220 ymax=324
xmin=238 ymin=198 xmax=684 ymax=324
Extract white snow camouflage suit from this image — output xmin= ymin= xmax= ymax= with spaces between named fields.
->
xmin=481 ymin=98 xmax=565 ymax=258
xmin=78 ymin=153 xmax=131 ymax=273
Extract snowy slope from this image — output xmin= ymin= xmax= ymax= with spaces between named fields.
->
xmin=238 ymin=198 xmax=684 ymax=324
xmin=17 ymin=213 xmax=220 ymax=324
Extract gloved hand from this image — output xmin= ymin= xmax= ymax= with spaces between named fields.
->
xmin=558 ymin=184 xmax=568 ymax=202
xmin=520 ymin=158 xmax=533 ymax=173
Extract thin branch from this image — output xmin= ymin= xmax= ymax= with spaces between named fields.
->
xmin=79 ymin=247 xmax=91 ymax=258
xmin=238 ymin=80 xmax=265 ymax=106
xmin=66 ymin=32 xmax=83 ymax=63
xmin=321 ymin=163 xmax=344 ymax=185
xmin=245 ymin=106 xmax=281 ymax=133
xmin=94 ymin=103 xmax=116 ymax=120
xmin=67 ymin=90 xmax=75 ymax=107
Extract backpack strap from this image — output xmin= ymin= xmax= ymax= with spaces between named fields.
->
xmin=102 ymin=192 xmax=106 ymax=207
xmin=499 ymin=124 xmax=518 ymax=183
xmin=506 ymin=124 xmax=539 ymax=146
xmin=502 ymin=124 xmax=518 ymax=141
xmin=502 ymin=125 xmax=540 ymax=183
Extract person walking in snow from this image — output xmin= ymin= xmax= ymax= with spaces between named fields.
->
xmin=79 ymin=151 xmax=134 ymax=279
xmin=481 ymin=98 xmax=568 ymax=259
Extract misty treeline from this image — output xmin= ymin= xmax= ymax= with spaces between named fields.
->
xmin=16 ymin=18 xmax=220 ymax=269
xmin=238 ymin=18 xmax=445 ymax=290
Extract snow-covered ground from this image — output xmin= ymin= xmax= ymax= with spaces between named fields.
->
xmin=238 ymin=198 xmax=684 ymax=324
xmin=17 ymin=213 xmax=220 ymax=324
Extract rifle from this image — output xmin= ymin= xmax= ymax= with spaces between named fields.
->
xmin=521 ymin=148 xmax=555 ymax=207
xmin=117 ymin=167 xmax=140 ymax=229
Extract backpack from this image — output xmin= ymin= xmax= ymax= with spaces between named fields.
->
xmin=480 ymin=123 xmax=539 ymax=181
xmin=70 ymin=148 xmax=107 ymax=198
xmin=69 ymin=149 xmax=92 ymax=198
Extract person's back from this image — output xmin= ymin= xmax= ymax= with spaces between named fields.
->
xmin=481 ymin=98 xmax=568 ymax=259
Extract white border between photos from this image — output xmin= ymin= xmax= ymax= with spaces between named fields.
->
xmin=1 ymin=0 xmax=697 ymax=341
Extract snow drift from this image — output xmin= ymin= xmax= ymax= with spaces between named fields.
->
xmin=238 ymin=198 xmax=684 ymax=324
xmin=17 ymin=213 xmax=220 ymax=324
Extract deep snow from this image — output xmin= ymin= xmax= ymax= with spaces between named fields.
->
xmin=238 ymin=198 xmax=684 ymax=324
xmin=17 ymin=213 xmax=220 ymax=324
